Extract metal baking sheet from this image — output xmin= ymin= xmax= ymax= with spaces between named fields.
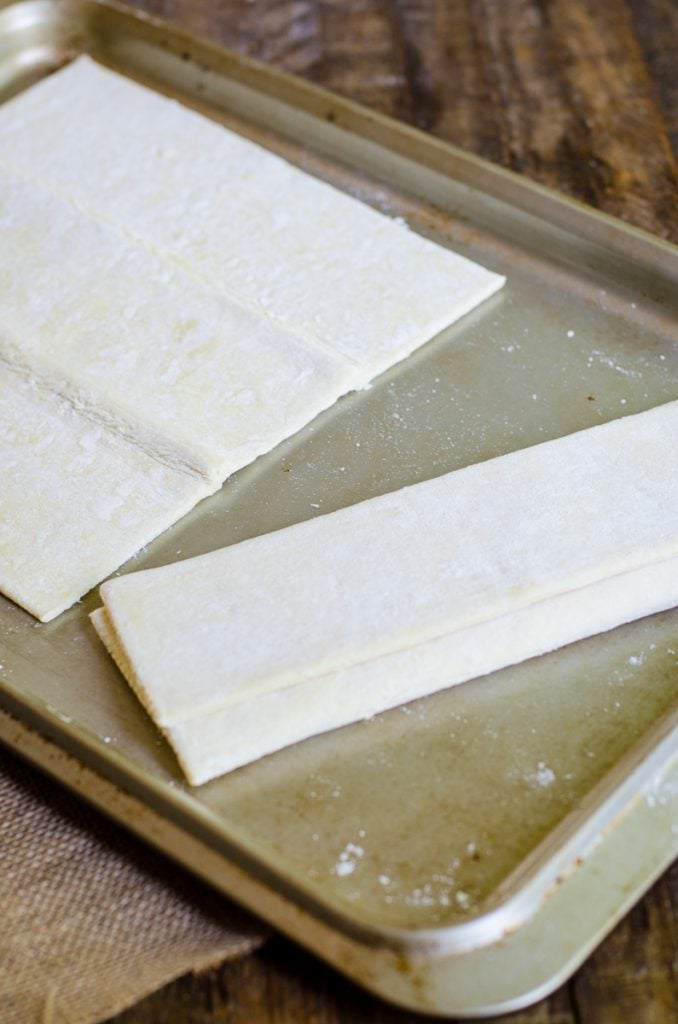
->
xmin=0 ymin=0 xmax=676 ymax=1015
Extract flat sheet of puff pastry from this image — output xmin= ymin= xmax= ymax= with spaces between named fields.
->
xmin=0 ymin=168 xmax=355 ymax=619
xmin=0 ymin=56 xmax=505 ymax=377
xmin=0 ymin=59 xmax=504 ymax=623
xmin=0 ymin=165 xmax=358 ymax=484
xmin=0 ymin=362 xmax=212 ymax=622
xmin=92 ymin=557 xmax=678 ymax=783
xmin=95 ymin=401 xmax=678 ymax=730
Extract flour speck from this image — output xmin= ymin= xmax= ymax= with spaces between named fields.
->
xmin=334 ymin=841 xmax=364 ymax=877
xmin=527 ymin=761 xmax=556 ymax=787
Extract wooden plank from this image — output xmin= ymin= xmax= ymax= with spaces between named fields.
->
xmin=127 ymin=0 xmax=678 ymax=240
xmin=570 ymin=867 xmax=678 ymax=1024
xmin=627 ymin=0 xmax=678 ymax=153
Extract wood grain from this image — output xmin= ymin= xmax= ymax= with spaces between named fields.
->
xmin=111 ymin=2 xmax=676 ymax=1021
xmin=129 ymin=0 xmax=678 ymax=240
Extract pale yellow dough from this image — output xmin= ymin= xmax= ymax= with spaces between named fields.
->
xmin=0 ymin=59 xmax=503 ymax=621
xmin=0 ymin=362 xmax=211 ymax=622
xmin=0 ymin=56 xmax=504 ymax=377
xmin=92 ymin=402 xmax=678 ymax=783
xmin=0 ymin=166 xmax=358 ymax=484
xmin=92 ymin=557 xmax=678 ymax=784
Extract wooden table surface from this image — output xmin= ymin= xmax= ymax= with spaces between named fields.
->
xmin=108 ymin=1 xmax=677 ymax=1021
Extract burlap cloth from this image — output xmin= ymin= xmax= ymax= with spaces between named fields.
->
xmin=0 ymin=747 xmax=267 ymax=1024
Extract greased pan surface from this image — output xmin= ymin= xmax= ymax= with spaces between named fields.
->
xmin=0 ymin=1 xmax=676 ymax=1014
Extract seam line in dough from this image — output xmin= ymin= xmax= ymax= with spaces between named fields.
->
xmin=0 ymin=333 xmax=213 ymax=483
xmin=180 ymin=550 xmax=678 ymax=717
xmin=103 ymin=544 xmax=678 ymax=727
xmin=94 ymin=400 xmax=678 ymax=725
xmin=0 ymin=154 xmax=364 ymax=374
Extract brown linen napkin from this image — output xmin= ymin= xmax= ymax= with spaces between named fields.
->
xmin=0 ymin=747 xmax=267 ymax=1024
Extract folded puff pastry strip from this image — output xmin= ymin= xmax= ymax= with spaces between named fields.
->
xmin=92 ymin=401 xmax=678 ymax=781
xmin=92 ymin=555 xmax=678 ymax=784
